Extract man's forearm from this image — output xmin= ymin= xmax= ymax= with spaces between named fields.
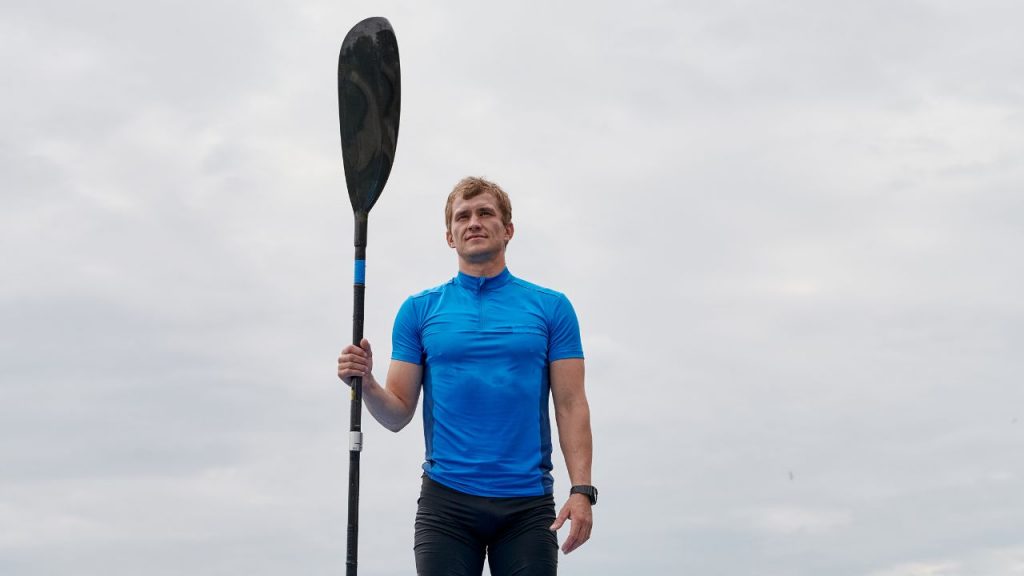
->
xmin=357 ymin=359 xmax=423 ymax=432
xmin=556 ymin=401 xmax=593 ymax=485
xmin=361 ymin=374 xmax=417 ymax=432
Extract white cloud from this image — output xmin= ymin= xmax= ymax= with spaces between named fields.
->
xmin=867 ymin=561 xmax=961 ymax=576
xmin=867 ymin=546 xmax=1024 ymax=576
xmin=740 ymin=506 xmax=852 ymax=535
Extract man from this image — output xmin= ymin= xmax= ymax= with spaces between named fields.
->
xmin=337 ymin=176 xmax=595 ymax=576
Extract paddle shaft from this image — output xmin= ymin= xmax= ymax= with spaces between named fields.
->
xmin=347 ymin=211 xmax=368 ymax=576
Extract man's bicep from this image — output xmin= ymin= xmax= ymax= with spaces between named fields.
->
xmin=550 ymin=358 xmax=586 ymax=406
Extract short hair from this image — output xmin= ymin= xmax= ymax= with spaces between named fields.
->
xmin=444 ymin=177 xmax=512 ymax=232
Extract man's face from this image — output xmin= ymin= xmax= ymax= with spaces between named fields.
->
xmin=446 ymin=193 xmax=514 ymax=264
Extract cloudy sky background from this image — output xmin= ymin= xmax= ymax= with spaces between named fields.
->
xmin=3 ymin=0 xmax=1023 ymax=574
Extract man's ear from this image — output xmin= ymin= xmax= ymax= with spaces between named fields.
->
xmin=446 ymin=229 xmax=455 ymax=248
xmin=505 ymin=222 xmax=515 ymax=242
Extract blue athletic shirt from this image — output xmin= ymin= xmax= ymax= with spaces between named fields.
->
xmin=391 ymin=268 xmax=584 ymax=497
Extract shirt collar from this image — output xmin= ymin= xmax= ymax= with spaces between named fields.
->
xmin=455 ymin=267 xmax=513 ymax=292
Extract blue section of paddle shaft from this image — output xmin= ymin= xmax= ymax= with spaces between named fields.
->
xmin=354 ymin=259 xmax=366 ymax=285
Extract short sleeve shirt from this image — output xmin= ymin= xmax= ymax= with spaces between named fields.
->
xmin=391 ymin=268 xmax=584 ymax=497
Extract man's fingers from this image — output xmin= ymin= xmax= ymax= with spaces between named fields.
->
xmin=337 ymin=343 xmax=373 ymax=386
xmin=549 ymin=505 xmax=570 ymax=531
xmin=579 ymin=521 xmax=592 ymax=548
xmin=562 ymin=531 xmax=578 ymax=554
xmin=551 ymin=498 xmax=593 ymax=554
xmin=338 ymin=341 xmax=373 ymax=369
xmin=550 ymin=499 xmax=592 ymax=554
xmin=341 ymin=356 xmax=369 ymax=368
xmin=341 ymin=344 xmax=367 ymax=358
xmin=337 ymin=357 xmax=368 ymax=372
xmin=563 ymin=519 xmax=582 ymax=554
xmin=562 ymin=518 xmax=592 ymax=554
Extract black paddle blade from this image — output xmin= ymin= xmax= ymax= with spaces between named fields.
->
xmin=338 ymin=17 xmax=401 ymax=215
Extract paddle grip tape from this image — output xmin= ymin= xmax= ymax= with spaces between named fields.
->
xmin=350 ymin=431 xmax=363 ymax=452
xmin=354 ymin=259 xmax=366 ymax=285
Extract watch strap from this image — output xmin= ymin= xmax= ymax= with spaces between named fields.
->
xmin=570 ymin=484 xmax=598 ymax=505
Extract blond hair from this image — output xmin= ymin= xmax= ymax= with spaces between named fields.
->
xmin=444 ymin=177 xmax=512 ymax=231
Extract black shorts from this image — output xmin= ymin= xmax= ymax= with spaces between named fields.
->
xmin=414 ymin=475 xmax=559 ymax=576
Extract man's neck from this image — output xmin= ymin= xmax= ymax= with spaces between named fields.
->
xmin=458 ymin=254 xmax=507 ymax=278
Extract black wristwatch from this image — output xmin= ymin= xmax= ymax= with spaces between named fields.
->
xmin=570 ymin=485 xmax=598 ymax=505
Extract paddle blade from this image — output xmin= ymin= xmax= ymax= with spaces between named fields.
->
xmin=338 ymin=17 xmax=401 ymax=215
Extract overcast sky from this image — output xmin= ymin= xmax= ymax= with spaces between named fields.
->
xmin=3 ymin=1 xmax=1023 ymax=575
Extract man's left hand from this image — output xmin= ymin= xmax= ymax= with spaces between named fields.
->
xmin=549 ymin=493 xmax=593 ymax=554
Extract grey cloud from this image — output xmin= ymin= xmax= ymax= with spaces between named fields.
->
xmin=3 ymin=1 xmax=1023 ymax=575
